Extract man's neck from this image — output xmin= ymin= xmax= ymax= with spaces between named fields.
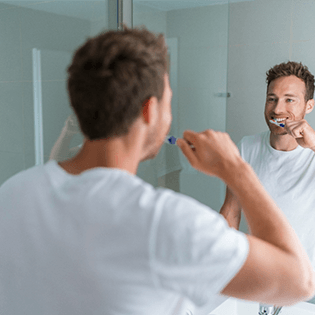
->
xmin=58 ymin=139 xmax=141 ymax=176
xmin=269 ymin=132 xmax=298 ymax=151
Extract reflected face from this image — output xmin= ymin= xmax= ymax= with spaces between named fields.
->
xmin=264 ymin=75 xmax=308 ymax=136
xmin=143 ymin=73 xmax=173 ymax=160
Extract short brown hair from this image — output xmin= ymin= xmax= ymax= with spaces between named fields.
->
xmin=266 ymin=61 xmax=315 ymax=102
xmin=67 ymin=24 xmax=168 ymax=140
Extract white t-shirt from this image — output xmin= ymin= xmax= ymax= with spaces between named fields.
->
xmin=0 ymin=160 xmax=249 ymax=315
xmin=238 ymin=130 xmax=315 ymax=270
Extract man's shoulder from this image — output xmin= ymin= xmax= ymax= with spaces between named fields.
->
xmin=0 ymin=164 xmax=45 ymax=199
xmin=238 ymin=130 xmax=269 ymax=148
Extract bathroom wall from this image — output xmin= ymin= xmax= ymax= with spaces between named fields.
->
xmin=226 ymin=0 xmax=315 ymax=234
xmin=90 ymin=3 xmax=109 ymax=36
xmin=134 ymin=3 xmax=229 ymax=211
xmin=167 ymin=4 xmax=229 ymax=211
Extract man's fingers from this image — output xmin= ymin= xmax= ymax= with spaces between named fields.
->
xmin=286 ymin=122 xmax=304 ymax=138
xmin=177 ymin=138 xmax=198 ymax=168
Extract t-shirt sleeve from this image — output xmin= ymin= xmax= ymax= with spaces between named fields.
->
xmin=149 ymin=189 xmax=249 ymax=307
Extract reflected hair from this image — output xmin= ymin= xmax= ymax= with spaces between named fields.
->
xmin=67 ymin=24 xmax=168 ymax=140
xmin=266 ymin=61 xmax=315 ymax=102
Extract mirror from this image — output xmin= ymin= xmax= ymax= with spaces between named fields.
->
xmin=132 ymin=0 xmax=315 ymax=304
xmin=1 ymin=0 xmax=315 ymax=305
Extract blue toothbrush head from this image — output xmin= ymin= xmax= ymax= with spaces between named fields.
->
xmin=164 ymin=135 xmax=195 ymax=149
xmin=168 ymin=136 xmax=177 ymax=145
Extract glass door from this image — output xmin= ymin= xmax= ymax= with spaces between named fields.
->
xmin=0 ymin=0 xmax=112 ymax=186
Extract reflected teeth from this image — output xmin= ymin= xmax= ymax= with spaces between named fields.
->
xmin=269 ymin=119 xmax=285 ymax=127
xmin=275 ymin=118 xmax=286 ymax=122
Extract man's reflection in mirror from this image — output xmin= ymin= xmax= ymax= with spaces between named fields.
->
xmin=220 ymin=61 xmax=315 ymax=285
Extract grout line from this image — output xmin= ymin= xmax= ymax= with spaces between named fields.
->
xmin=22 ymin=1 xmax=56 ymax=6
xmin=19 ymin=10 xmax=27 ymax=171
xmin=0 ymin=1 xmax=56 ymax=12
xmin=289 ymin=0 xmax=294 ymax=60
xmin=0 ymin=80 xmax=66 ymax=83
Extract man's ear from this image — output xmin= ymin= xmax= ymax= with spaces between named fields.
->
xmin=142 ymin=97 xmax=158 ymax=124
xmin=306 ymin=99 xmax=315 ymax=114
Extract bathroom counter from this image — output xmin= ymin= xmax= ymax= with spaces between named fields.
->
xmin=210 ymin=297 xmax=315 ymax=315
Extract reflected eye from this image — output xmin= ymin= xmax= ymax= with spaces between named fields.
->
xmin=287 ymin=99 xmax=293 ymax=103
xmin=267 ymin=98 xmax=275 ymax=102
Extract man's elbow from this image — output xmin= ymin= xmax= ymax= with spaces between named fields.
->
xmin=302 ymin=270 xmax=315 ymax=301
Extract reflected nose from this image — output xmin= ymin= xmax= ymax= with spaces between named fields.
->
xmin=273 ymin=99 xmax=287 ymax=115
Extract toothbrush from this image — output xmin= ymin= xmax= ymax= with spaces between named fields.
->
xmin=269 ymin=118 xmax=285 ymax=128
xmin=164 ymin=135 xmax=195 ymax=149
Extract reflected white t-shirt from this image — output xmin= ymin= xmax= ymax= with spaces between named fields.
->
xmin=238 ymin=130 xmax=315 ymax=270
xmin=0 ymin=160 xmax=249 ymax=315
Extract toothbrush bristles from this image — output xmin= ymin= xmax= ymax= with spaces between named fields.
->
xmin=269 ymin=119 xmax=285 ymax=127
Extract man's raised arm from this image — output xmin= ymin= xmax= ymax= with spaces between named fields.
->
xmin=220 ymin=186 xmax=242 ymax=230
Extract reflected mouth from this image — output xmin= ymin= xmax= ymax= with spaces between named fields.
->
xmin=271 ymin=116 xmax=288 ymax=122
xmin=269 ymin=118 xmax=286 ymax=127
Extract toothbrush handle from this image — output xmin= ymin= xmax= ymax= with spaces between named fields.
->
xmin=165 ymin=135 xmax=195 ymax=149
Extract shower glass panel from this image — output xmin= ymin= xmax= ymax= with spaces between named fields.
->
xmin=0 ymin=0 xmax=111 ymax=186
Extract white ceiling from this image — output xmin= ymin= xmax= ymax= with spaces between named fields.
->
xmin=0 ymin=0 xmax=254 ymax=20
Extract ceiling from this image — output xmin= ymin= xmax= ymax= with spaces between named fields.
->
xmin=0 ymin=0 xmax=254 ymax=20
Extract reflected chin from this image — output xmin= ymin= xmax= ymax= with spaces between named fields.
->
xmin=268 ymin=124 xmax=287 ymax=136
xmin=270 ymin=128 xmax=288 ymax=136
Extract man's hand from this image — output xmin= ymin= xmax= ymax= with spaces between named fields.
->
xmin=285 ymin=119 xmax=315 ymax=151
xmin=63 ymin=114 xmax=80 ymax=136
xmin=176 ymin=129 xmax=243 ymax=180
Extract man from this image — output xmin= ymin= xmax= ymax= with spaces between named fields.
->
xmin=220 ymin=61 xmax=315 ymax=303
xmin=0 ymin=27 xmax=314 ymax=315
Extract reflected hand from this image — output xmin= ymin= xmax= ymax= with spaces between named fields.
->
xmin=64 ymin=114 xmax=80 ymax=135
xmin=285 ymin=118 xmax=315 ymax=151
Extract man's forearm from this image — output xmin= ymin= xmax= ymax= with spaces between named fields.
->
xmin=220 ymin=208 xmax=241 ymax=230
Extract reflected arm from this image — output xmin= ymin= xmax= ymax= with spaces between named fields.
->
xmin=49 ymin=128 xmax=75 ymax=161
xmin=220 ymin=186 xmax=242 ymax=230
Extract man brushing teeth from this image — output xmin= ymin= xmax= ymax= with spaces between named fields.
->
xmin=220 ymin=61 xmax=315 ymax=303
xmin=266 ymin=71 xmax=315 ymax=152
